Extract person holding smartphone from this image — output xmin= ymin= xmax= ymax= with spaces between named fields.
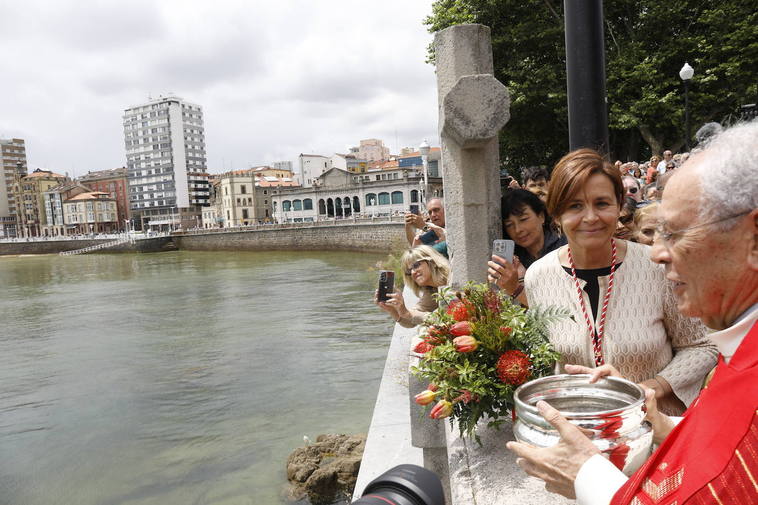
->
xmin=375 ymin=246 xmax=450 ymax=328
xmin=404 ymin=198 xmax=447 ymax=254
xmin=487 ymin=189 xmax=566 ymax=305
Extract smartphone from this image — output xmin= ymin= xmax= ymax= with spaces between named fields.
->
xmin=418 ymin=229 xmax=438 ymax=245
xmin=377 ymin=270 xmax=395 ymax=302
xmin=409 ymin=204 xmax=420 ymax=215
xmin=492 ymin=239 xmax=515 ymax=263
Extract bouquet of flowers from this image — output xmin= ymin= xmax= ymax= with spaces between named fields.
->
xmin=411 ymin=283 xmax=568 ymax=440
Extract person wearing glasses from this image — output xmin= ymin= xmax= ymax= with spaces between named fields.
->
xmin=507 ymin=120 xmax=758 ymax=505
xmin=523 ymin=148 xmax=717 ymax=416
xmin=622 ymin=175 xmax=642 ymax=203
xmin=614 ymin=197 xmax=638 ymax=241
xmin=374 ymin=245 xmax=450 ymax=328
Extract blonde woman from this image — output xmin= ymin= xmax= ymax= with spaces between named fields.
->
xmin=633 ymin=202 xmax=660 ymax=246
xmin=375 ymin=245 xmax=450 ymax=328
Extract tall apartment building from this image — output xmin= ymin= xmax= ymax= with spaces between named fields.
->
xmin=123 ymin=95 xmax=210 ymax=231
xmin=0 ymin=138 xmax=28 ymax=237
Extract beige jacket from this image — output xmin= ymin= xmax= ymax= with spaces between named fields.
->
xmin=525 ymin=241 xmax=718 ymax=411
xmin=397 ymin=287 xmax=439 ymax=328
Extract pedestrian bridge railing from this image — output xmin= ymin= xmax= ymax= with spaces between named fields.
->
xmin=59 ymin=235 xmax=135 ymax=256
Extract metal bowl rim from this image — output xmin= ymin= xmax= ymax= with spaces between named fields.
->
xmin=513 ymin=374 xmax=646 ymax=417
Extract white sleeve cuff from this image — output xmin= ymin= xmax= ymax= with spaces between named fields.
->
xmin=575 ymin=454 xmax=629 ymax=505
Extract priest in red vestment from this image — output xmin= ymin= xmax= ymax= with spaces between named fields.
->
xmin=507 ymin=120 xmax=758 ymax=505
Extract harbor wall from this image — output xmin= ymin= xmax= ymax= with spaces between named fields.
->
xmin=0 ymin=237 xmax=173 ymax=255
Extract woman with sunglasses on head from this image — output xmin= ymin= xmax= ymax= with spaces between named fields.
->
xmin=525 ymin=149 xmax=717 ymax=414
xmin=375 ymin=245 xmax=450 ymax=328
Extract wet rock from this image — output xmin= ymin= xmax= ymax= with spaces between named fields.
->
xmin=286 ymin=433 xmax=366 ymax=504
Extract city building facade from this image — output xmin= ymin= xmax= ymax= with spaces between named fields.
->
xmin=357 ymin=138 xmax=390 ymax=162
xmin=270 ymin=166 xmax=443 ymax=223
xmin=297 ymin=154 xmax=329 ymax=187
xmin=330 ymin=153 xmax=368 ymax=174
xmin=62 ymin=192 xmax=119 ymax=234
xmin=271 ymin=160 xmax=293 ymax=172
xmin=123 ymin=95 xmax=210 ymax=231
xmin=78 ymin=167 xmax=130 ymax=230
xmin=42 ymin=181 xmax=92 ymax=236
xmin=14 ymin=169 xmax=69 ymax=237
xmin=0 ymin=138 xmax=27 ymax=237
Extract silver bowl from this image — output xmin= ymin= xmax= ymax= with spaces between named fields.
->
xmin=513 ymin=374 xmax=653 ymax=475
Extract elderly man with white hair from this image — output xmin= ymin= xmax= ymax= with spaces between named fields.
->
xmin=507 ymin=120 xmax=758 ymax=505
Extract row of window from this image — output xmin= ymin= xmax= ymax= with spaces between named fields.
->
xmin=281 ymin=199 xmax=314 ymax=211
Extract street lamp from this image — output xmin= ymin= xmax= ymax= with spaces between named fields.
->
xmin=419 ymin=139 xmax=430 ymax=204
xmin=679 ymin=62 xmax=694 ymax=151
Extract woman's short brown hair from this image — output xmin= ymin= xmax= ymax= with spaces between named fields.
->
xmin=546 ymin=148 xmax=625 ymax=218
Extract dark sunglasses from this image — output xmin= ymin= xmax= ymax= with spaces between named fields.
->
xmin=627 ymin=187 xmax=638 ymax=194
xmin=405 ymin=260 xmax=428 ymax=276
xmin=619 ymin=214 xmax=635 ymax=225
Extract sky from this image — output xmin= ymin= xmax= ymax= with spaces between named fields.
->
xmin=0 ymin=0 xmax=440 ymax=176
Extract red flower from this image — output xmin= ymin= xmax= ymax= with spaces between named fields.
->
xmin=453 ymin=336 xmax=478 ymax=353
xmin=496 ymin=350 xmax=532 ymax=385
xmin=499 ymin=326 xmax=512 ymax=337
xmin=414 ymin=390 xmax=438 ymax=405
xmin=413 ymin=341 xmax=434 ymax=354
xmin=427 ymin=383 xmax=439 ymax=392
xmin=446 ymin=299 xmax=472 ymax=322
xmin=450 ymin=321 xmax=473 ymax=337
xmin=429 ymin=400 xmax=453 ymax=419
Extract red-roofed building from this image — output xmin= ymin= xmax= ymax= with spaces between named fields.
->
xmin=62 ymin=192 xmax=118 ymax=234
xmin=78 ymin=167 xmax=130 ymax=230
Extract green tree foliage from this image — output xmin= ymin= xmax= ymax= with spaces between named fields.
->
xmin=425 ymin=0 xmax=758 ymax=169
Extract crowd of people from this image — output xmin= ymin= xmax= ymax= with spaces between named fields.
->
xmin=373 ymin=119 xmax=757 ymax=504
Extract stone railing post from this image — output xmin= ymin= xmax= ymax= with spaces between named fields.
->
xmin=434 ymin=24 xmax=511 ymax=287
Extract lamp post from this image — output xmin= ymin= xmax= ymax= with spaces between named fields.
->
xmin=419 ymin=139 xmax=430 ymax=204
xmin=679 ymin=62 xmax=694 ymax=151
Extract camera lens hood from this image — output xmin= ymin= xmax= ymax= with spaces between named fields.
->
xmin=354 ymin=464 xmax=444 ymax=505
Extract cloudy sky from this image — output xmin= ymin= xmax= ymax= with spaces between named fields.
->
xmin=0 ymin=0 xmax=439 ymax=175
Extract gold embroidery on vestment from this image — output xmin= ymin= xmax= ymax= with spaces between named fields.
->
xmin=708 ymin=483 xmax=725 ymax=505
xmin=641 ymin=467 xmax=684 ymax=502
xmin=735 ymin=449 xmax=758 ymax=493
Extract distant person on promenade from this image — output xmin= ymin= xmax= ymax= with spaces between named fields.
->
xmin=486 ymin=188 xmax=566 ymax=306
xmin=375 ymin=245 xmax=449 ymax=328
xmin=507 ymin=119 xmax=758 ymax=505
xmin=404 ymin=197 xmax=447 ymax=257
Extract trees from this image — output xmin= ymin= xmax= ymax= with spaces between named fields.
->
xmin=425 ymin=0 xmax=758 ymax=170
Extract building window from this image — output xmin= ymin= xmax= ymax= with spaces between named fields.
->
xmin=283 ymin=200 xmax=292 ymax=211
xmin=242 ymin=209 xmax=249 ymax=219
xmin=378 ymin=192 xmax=390 ymax=205
xmin=391 ymin=191 xmax=403 ymax=204
xmin=303 ymin=199 xmax=313 ymax=210
xmin=411 ymin=190 xmax=419 ymax=203
xmin=293 ymin=199 xmax=302 ymax=211
xmin=365 ymin=193 xmax=377 ymax=206
xmin=241 ymin=185 xmax=247 ymax=194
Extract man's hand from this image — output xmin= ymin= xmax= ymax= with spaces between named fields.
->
xmin=640 ymin=385 xmax=676 ymax=445
xmin=404 ymin=212 xmax=425 ymax=229
xmin=506 ymin=401 xmax=600 ymax=498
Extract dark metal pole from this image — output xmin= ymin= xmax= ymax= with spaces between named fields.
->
xmin=564 ymin=0 xmax=609 ymax=153
xmin=684 ymin=80 xmax=690 ymax=151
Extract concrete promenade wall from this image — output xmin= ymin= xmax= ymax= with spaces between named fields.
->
xmin=0 ymin=237 xmax=173 ymax=255
xmin=173 ymin=222 xmax=406 ymax=253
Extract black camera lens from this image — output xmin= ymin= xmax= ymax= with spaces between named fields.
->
xmin=353 ymin=464 xmax=444 ymax=505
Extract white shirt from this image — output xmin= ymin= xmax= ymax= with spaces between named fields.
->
xmin=657 ymin=160 xmax=668 ymax=174
xmin=573 ymin=303 xmax=758 ymax=505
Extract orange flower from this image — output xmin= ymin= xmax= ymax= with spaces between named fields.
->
xmin=429 ymin=400 xmax=453 ymax=419
xmin=453 ymin=336 xmax=479 ymax=353
xmin=414 ymin=390 xmax=438 ymax=406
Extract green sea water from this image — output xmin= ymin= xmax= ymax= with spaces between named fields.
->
xmin=0 ymin=251 xmax=394 ymax=505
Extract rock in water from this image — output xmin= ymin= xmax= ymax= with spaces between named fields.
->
xmin=285 ymin=433 xmax=366 ymax=504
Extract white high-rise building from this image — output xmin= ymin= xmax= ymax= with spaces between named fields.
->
xmin=123 ymin=95 xmax=210 ymax=230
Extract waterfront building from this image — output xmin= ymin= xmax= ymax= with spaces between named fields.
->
xmin=210 ymin=169 xmax=300 ymax=228
xmin=123 ymin=95 xmax=210 ymax=232
xmin=62 ymin=192 xmax=118 ymax=234
xmin=13 ymin=169 xmax=69 ymax=237
xmin=78 ymin=167 xmax=130 ymax=230
xmin=42 ymin=181 xmax=92 ymax=236
xmin=270 ymin=165 xmax=442 ymax=223
xmin=297 ymin=154 xmax=329 ymax=187
xmin=357 ymin=139 xmax=390 ymax=162
xmin=0 ymin=138 xmax=27 ymax=237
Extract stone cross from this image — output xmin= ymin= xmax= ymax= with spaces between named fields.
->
xmin=434 ymin=24 xmax=511 ymax=286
